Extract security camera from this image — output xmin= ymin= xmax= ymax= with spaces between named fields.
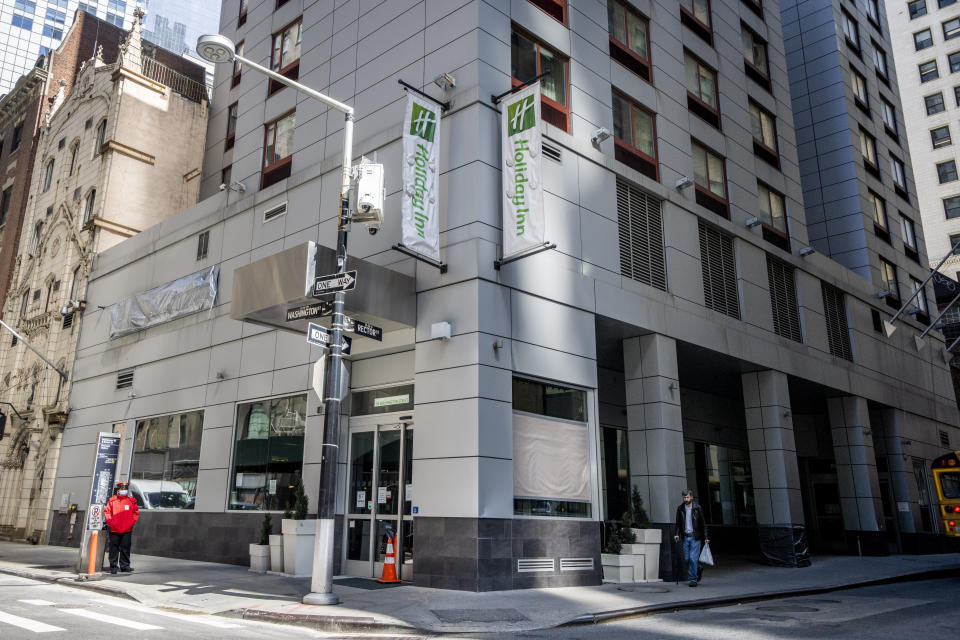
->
xmin=368 ymin=225 xmax=379 ymax=236
xmin=219 ymin=183 xmax=227 ymax=191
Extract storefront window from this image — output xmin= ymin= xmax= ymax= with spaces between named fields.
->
xmin=229 ymin=394 xmax=306 ymax=511
xmin=513 ymin=378 xmax=591 ymax=517
xmin=684 ymin=441 xmax=755 ymax=526
xmin=600 ymin=426 xmax=630 ymax=520
xmin=131 ymin=410 xmax=203 ymax=509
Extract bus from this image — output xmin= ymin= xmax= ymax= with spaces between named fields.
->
xmin=932 ymin=451 xmax=960 ymax=537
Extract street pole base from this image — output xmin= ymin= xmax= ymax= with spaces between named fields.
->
xmin=302 ymin=592 xmax=340 ymax=605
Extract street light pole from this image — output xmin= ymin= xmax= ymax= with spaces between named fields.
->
xmin=197 ymin=34 xmax=354 ymax=605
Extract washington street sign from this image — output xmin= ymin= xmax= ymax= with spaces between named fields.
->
xmin=286 ymin=301 xmax=333 ymax=322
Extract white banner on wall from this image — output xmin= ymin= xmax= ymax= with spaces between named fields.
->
xmin=500 ymin=82 xmax=545 ymax=259
xmin=401 ymin=92 xmax=442 ymax=262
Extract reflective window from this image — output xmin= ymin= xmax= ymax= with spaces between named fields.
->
xmin=131 ymin=411 xmax=204 ymax=510
xmin=684 ymin=441 xmax=756 ymax=526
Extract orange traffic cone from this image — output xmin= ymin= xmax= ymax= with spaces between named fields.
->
xmin=377 ymin=533 xmax=402 ymax=583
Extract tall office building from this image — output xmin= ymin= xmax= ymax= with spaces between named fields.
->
xmin=47 ymin=0 xmax=959 ymax=590
xmin=140 ymin=0 xmax=221 ymax=58
xmin=886 ymin=0 xmax=960 ymax=276
xmin=0 ymin=1 xmax=139 ymax=95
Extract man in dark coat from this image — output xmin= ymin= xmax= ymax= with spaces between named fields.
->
xmin=673 ymin=488 xmax=709 ymax=587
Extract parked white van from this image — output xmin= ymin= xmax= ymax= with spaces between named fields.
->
xmin=129 ymin=480 xmax=193 ymax=509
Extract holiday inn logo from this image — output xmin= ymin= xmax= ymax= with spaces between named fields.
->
xmin=507 ymin=95 xmax=536 ymax=136
xmin=409 ymin=102 xmax=437 ymax=142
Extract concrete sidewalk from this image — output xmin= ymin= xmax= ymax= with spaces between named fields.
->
xmin=0 ymin=541 xmax=957 ymax=634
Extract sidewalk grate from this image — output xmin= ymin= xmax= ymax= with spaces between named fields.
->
xmin=333 ymin=577 xmax=404 ymax=590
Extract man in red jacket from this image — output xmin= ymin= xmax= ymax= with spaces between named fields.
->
xmin=104 ymin=481 xmax=139 ymax=574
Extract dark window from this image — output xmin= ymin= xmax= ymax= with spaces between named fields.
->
xmin=955 ymin=86 xmax=960 ymax=106
xmin=83 ymin=189 xmax=96 ymax=222
xmin=950 ymin=233 xmax=960 ymax=254
xmin=869 ymin=190 xmax=889 ymax=232
xmin=513 ymin=377 xmax=586 ymax=421
xmin=607 ymin=0 xmax=651 ymax=83
xmin=939 ymin=160 xmax=958 ymax=183
xmin=268 ymin=20 xmax=302 ymax=95
xmin=685 ymin=52 xmax=720 ymax=129
xmin=942 ymin=0 xmax=958 ymax=6
xmin=873 ymin=43 xmax=889 ymax=81
xmin=944 ymin=195 xmax=960 ymax=219
xmin=221 ymin=165 xmax=232 ymax=188
xmin=750 ymin=101 xmax=779 ymax=167
xmin=851 ymin=67 xmax=869 ymax=110
xmin=225 ymin=102 xmax=238 ymax=151
xmin=527 ymin=0 xmax=565 ymax=23
xmin=908 ymin=0 xmax=927 ymax=18
xmin=866 ymin=0 xmax=882 ymax=27
xmin=95 ymin=119 xmax=107 ymax=154
xmin=915 ymin=29 xmax=933 ymax=50
xmin=926 ymin=92 xmax=946 ymax=114
xmin=881 ymin=99 xmax=898 ymax=140
xmin=197 ymin=230 xmax=210 ymax=261
xmin=511 ymin=29 xmax=569 ymax=132
xmin=11 ymin=122 xmax=23 ymax=151
xmin=680 ymin=0 xmax=712 ymax=44
xmin=932 ymin=125 xmax=952 ymax=149
xmin=276 ymin=0 xmax=290 ymax=8
xmin=616 ymin=178 xmax=666 ymax=290
xmin=860 ymin=127 xmax=879 ymax=174
xmin=890 ymin=155 xmax=908 ymax=198
xmin=742 ymin=24 xmax=770 ymax=90
xmin=757 ymin=182 xmax=788 ymax=246
xmin=920 ymin=59 xmax=939 ymax=82
xmin=692 ymin=141 xmax=728 ymax=218
xmin=612 ymin=91 xmax=658 ymax=180
xmin=42 ymin=159 xmax=54 ymax=192
xmin=879 ymin=257 xmax=901 ymax=307
xmin=0 ymin=187 xmax=11 ymax=226
xmin=232 ymin=41 xmax=244 ymax=88
xmin=238 ymin=0 xmax=247 ymax=26
xmin=945 ymin=17 xmax=960 ymax=41
xmin=950 ymin=51 xmax=960 ymax=73
xmin=262 ymin=111 xmax=295 ymax=189
xmin=842 ymin=10 xmax=860 ymax=53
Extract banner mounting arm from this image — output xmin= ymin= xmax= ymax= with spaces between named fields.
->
xmin=398 ymin=79 xmax=449 ymax=111
xmin=495 ymin=242 xmax=556 ymax=270
xmin=392 ymin=243 xmax=447 ymax=273
xmin=492 ymin=71 xmax=550 ymax=105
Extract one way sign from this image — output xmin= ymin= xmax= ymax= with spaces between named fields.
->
xmin=306 ymin=322 xmax=352 ymax=354
xmin=312 ymin=270 xmax=357 ymax=297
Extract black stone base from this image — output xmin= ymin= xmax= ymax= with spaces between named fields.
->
xmin=900 ymin=532 xmax=960 ymax=554
xmin=758 ymin=525 xmax=811 ymax=567
xmin=414 ymin=517 xmax=602 ymax=591
xmin=844 ymin=530 xmax=889 ymax=556
xmin=47 ymin=512 xmax=82 ymax=548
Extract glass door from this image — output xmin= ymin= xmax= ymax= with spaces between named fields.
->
xmin=343 ymin=419 xmax=414 ymax=579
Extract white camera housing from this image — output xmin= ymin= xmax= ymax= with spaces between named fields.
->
xmin=351 ymin=161 xmax=384 ymax=232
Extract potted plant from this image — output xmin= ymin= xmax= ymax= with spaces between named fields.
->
xmin=281 ymin=480 xmax=315 ymax=577
xmin=249 ymin=512 xmax=271 ymax=573
xmin=263 ymin=511 xmax=283 ymax=573
xmin=601 ymin=487 xmax=662 ymax=583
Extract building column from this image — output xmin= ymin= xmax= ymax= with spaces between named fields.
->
xmin=877 ymin=408 xmax=917 ymax=546
xmin=623 ymin=334 xmax=685 ymax=525
xmin=826 ymin=396 xmax=887 ymax=555
xmin=742 ymin=370 xmax=809 ymax=567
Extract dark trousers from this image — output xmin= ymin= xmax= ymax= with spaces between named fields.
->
xmin=108 ymin=531 xmax=132 ymax=570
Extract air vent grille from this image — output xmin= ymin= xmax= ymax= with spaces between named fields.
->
xmin=116 ymin=370 xmax=134 ymax=389
xmin=617 ymin=178 xmax=666 ymax=291
xmin=263 ymin=202 xmax=287 ymax=222
xmin=941 ymin=430 xmax=951 ymax=448
xmin=517 ymin=558 xmax=555 ymax=573
xmin=62 ymin=312 xmax=74 ymax=329
xmin=821 ymin=282 xmax=853 ymax=361
xmin=559 ymin=557 xmax=594 ymax=572
xmin=542 ymin=142 xmax=562 ymax=162
xmin=767 ymin=255 xmax=803 ymax=343
xmin=698 ymin=221 xmax=740 ymax=319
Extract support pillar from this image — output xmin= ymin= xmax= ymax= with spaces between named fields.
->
xmin=826 ymin=396 xmax=887 ymax=555
xmin=877 ymin=408 xmax=918 ymax=552
xmin=623 ymin=335 xmax=685 ymax=524
xmin=742 ymin=370 xmax=809 ymax=567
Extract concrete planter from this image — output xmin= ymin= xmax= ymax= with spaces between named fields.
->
xmin=249 ymin=543 xmax=270 ymax=574
xmin=281 ymin=518 xmax=316 ymax=577
xmin=602 ymin=528 xmax=662 ymax=583
xmin=269 ymin=534 xmax=284 ymax=573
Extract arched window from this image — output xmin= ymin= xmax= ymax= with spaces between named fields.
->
xmin=68 ymin=141 xmax=79 ymax=175
xmin=94 ymin=119 xmax=107 ymax=155
xmin=42 ymin=158 xmax=55 ymax=191
xmin=83 ymin=189 xmax=96 ymax=222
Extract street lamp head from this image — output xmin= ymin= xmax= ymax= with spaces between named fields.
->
xmin=197 ymin=34 xmax=236 ymax=64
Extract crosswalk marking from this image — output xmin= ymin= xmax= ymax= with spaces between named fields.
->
xmin=90 ymin=600 xmax=242 ymax=629
xmin=58 ymin=608 xmax=164 ymax=630
xmin=19 ymin=600 xmax=56 ymax=606
xmin=0 ymin=609 xmax=66 ymax=633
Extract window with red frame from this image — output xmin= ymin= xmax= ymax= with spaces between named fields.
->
xmin=268 ymin=20 xmax=302 ymax=96
xmin=608 ymin=1 xmax=651 ymax=83
xmin=262 ymin=111 xmax=295 ymax=189
xmin=685 ymin=52 xmax=720 ymax=129
xmin=232 ymin=41 xmax=244 ymax=88
xmin=612 ymin=91 xmax=658 ymax=181
xmin=749 ymin=101 xmax=779 ymax=168
xmin=511 ymin=29 xmax=569 ymax=132
xmin=225 ymin=102 xmax=238 ymax=151
xmin=680 ymin=0 xmax=712 ymax=43
xmin=527 ymin=0 xmax=565 ymax=23
xmin=741 ymin=24 xmax=770 ymax=90
xmin=757 ymin=182 xmax=790 ymax=251
xmin=692 ymin=141 xmax=728 ymax=218
xmin=238 ymin=0 xmax=247 ymax=27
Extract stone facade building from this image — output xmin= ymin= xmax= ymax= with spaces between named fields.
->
xmin=47 ymin=0 xmax=960 ymax=590
xmin=0 ymin=9 xmax=207 ymax=543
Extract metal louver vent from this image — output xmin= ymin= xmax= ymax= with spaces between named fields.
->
xmin=263 ymin=202 xmax=287 ymax=222
xmin=116 ymin=370 xmax=134 ymax=389
xmin=617 ymin=178 xmax=667 ymax=291
xmin=517 ymin=558 xmax=555 ymax=573
xmin=560 ymin=557 xmax=594 ymax=572
xmin=766 ymin=255 xmax=803 ymax=342
xmin=941 ymin=430 xmax=951 ymax=448
xmin=61 ymin=312 xmax=74 ymax=329
xmin=821 ymin=282 xmax=853 ymax=361
xmin=698 ymin=221 xmax=740 ymax=319
xmin=542 ymin=142 xmax=562 ymax=162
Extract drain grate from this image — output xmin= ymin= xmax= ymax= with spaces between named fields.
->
xmin=756 ymin=605 xmax=821 ymax=613
xmin=431 ymin=608 xmax=529 ymax=623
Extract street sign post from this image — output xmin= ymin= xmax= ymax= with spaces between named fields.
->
xmin=344 ymin=316 xmax=383 ymax=341
xmin=287 ymin=301 xmax=333 ymax=322
xmin=306 ymin=322 xmax=353 ymax=355
xmin=312 ymin=270 xmax=357 ymax=297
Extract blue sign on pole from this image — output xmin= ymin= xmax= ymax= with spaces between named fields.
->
xmin=86 ymin=433 xmax=120 ymax=530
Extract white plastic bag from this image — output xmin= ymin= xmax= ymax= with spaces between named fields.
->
xmin=699 ymin=542 xmax=715 ymax=566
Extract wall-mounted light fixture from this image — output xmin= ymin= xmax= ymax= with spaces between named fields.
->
xmin=745 ymin=217 xmax=762 ymax=229
xmin=434 ymin=73 xmax=456 ymax=91
xmin=431 ymin=322 xmax=452 ymax=340
xmin=675 ymin=176 xmax=693 ymax=191
xmin=799 ymin=247 xmax=815 ymax=257
xmin=591 ymin=127 xmax=612 ymax=146
xmin=876 ymin=290 xmax=892 ymax=299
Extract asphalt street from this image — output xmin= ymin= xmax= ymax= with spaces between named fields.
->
xmin=471 ymin=576 xmax=960 ymax=640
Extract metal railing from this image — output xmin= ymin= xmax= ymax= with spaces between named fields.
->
xmin=141 ymin=56 xmax=207 ymax=104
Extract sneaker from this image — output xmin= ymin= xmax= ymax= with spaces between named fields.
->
xmin=688 ymin=580 xmax=698 ymax=587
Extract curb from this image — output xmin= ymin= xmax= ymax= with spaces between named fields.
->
xmin=0 ymin=565 xmax=139 ymax=603
xmin=236 ymin=607 xmax=423 ymax=636
xmin=561 ymin=565 xmax=960 ymax=626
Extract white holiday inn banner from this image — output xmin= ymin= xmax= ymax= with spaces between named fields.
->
xmin=501 ymin=82 xmax=545 ymax=258
xmin=401 ymin=92 xmax=442 ymax=262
